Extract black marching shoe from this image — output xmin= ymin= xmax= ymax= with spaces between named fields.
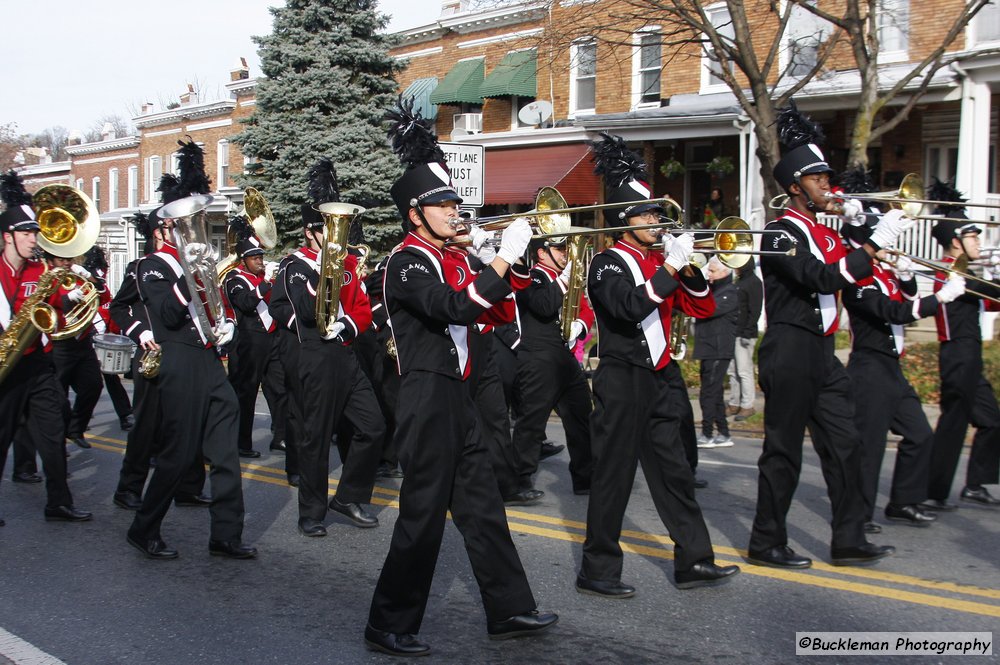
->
xmin=864 ymin=521 xmax=882 ymax=534
xmin=329 ymin=497 xmax=378 ymax=528
xmin=13 ymin=471 xmax=42 ymax=484
xmin=885 ymin=503 xmax=936 ymax=526
xmin=575 ymin=574 xmax=636 ymax=599
xmin=674 ymin=560 xmax=740 ymax=590
xmin=539 ymin=441 xmax=565 ymax=461
xmin=375 ymin=462 xmax=404 ymax=479
xmin=503 ymin=489 xmax=544 ymax=506
xmin=69 ymin=436 xmax=91 ymax=449
xmin=238 ymin=449 xmax=261 ymax=459
xmin=298 ymin=519 xmax=327 ymax=538
xmin=174 ymin=493 xmax=212 ymax=507
xmin=44 ymin=505 xmax=92 ymax=522
xmin=268 ymin=440 xmax=286 ymax=454
xmin=113 ymin=490 xmax=143 ymax=511
xmin=830 ymin=542 xmax=895 ymax=567
xmin=960 ymin=485 xmax=1000 ymax=507
xmin=746 ymin=545 xmax=812 ymax=569
xmin=487 ymin=610 xmax=559 ymax=640
xmin=119 ymin=415 xmax=134 ymax=431
xmin=364 ymin=624 xmax=431 ymax=657
xmin=209 ymin=540 xmax=257 ymax=559
xmin=127 ymin=534 xmax=179 ymax=560
xmin=918 ymin=498 xmax=959 ymax=512
xmin=693 ymin=476 xmax=709 ymax=489
xmin=287 ymin=474 xmax=300 ymax=487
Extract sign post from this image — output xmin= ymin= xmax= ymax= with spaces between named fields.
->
xmin=440 ymin=142 xmax=485 ymax=208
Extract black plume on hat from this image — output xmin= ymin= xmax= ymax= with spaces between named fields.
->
xmin=158 ymin=173 xmax=183 ymax=205
xmin=83 ymin=245 xmax=108 ymax=274
xmin=230 ymin=213 xmax=255 ymax=244
xmin=836 ymin=166 xmax=876 ymax=195
xmin=927 ymin=178 xmax=967 ymax=215
xmin=386 ymin=95 xmax=445 ymax=168
xmin=301 ymin=158 xmax=340 ymax=228
xmin=589 ymin=132 xmax=650 ymax=189
xmin=0 ymin=170 xmax=39 ymax=233
xmin=776 ymin=99 xmax=826 ymax=151
xmin=176 ymin=137 xmax=212 ymax=196
xmin=773 ymin=100 xmax=833 ymax=190
xmin=1 ymin=170 xmax=32 ymax=207
xmin=836 ymin=167 xmax=881 ymax=248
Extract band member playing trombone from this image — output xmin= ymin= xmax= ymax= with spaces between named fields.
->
xmin=925 ymin=184 xmax=1000 ymax=508
xmin=747 ymin=103 xmax=909 ymax=569
xmin=0 ymin=171 xmax=91 ymax=524
xmin=578 ymin=134 xmax=738 ymax=598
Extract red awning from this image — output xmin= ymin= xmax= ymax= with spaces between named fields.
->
xmin=484 ymin=144 xmax=600 ymax=205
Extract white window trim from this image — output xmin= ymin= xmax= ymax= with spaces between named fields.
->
xmin=631 ymin=28 xmax=662 ymax=110
xmin=91 ymin=177 xmax=101 ymax=211
xmin=75 ymin=178 xmax=84 ymax=191
xmin=569 ymin=38 xmax=597 ymax=118
xmin=127 ymin=166 xmax=138 ymax=208
xmin=779 ymin=0 xmax=826 ymax=79
xmin=969 ymin=2 xmax=1000 ymax=48
xmin=108 ymin=168 xmax=119 ymax=211
xmin=700 ymin=3 xmax=732 ymax=94
xmin=147 ymin=156 xmax=162 ymax=203
xmin=217 ymin=139 xmax=230 ymax=187
xmin=876 ymin=0 xmax=909 ymax=63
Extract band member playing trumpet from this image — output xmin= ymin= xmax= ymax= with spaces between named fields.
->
xmin=925 ymin=183 xmax=1000 ymax=508
xmin=366 ymin=99 xmax=556 ymax=657
xmin=747 ymin=102 xmax=909 ymax=569
xmin=0 ymin=171 xmax=92 ymax=524
xmin=578 ymin=134 xmax=738 ymax=597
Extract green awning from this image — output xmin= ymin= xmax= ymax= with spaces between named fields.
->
xmin=429 ymin=58 xmax=484 ymax=105
xmin=401 ymin=77 xmax=438 ymax=120
xmin=479 ymin=50 xmax=537 ymax=99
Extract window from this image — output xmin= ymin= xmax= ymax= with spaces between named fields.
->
xmin=108 ymin=168 xmax=119 ymax=210
xmin=785 ymin=0 xmax=828 ymax=77
xmin=92 ymin=177 xmax=101 ymax=212
xmin=702 ymin=5 xmax=735 ymax=90
xmin=972 ymin=1 xmax=1000 ymax=45
xmin=877 ymin=0 xmax=909 ymax=59
xmin=147 ymin=156 xmax=162 ymax=203
xmin=218 ymin=140 xmax=231 ymax=187
xmin=570 ymin=39 xmax=597 ymax=116
xmin=633 ymin=31 xmax=662 ymax=107
xmin=75 ymin=178 xmax=84 ymax=191
xmin=127 ymin=166 xmax=138 ymax=208
xmin=170 ymin=152 xmax=180 ymax=176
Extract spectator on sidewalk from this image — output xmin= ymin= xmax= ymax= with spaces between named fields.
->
xmin=694 ymin=257 xmax=738 ymax=448
xmin=727 ymin=258 xmax=762 ymax=421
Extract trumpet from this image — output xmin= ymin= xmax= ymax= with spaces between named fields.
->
xmin=881 ymin=249 xmax=1000 ymax=305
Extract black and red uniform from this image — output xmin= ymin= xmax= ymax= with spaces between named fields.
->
xmin=580 ymin=238 xmax=717 ymax=584
xmin=368 ymin=231 xmax=538 ymax=635
xmin=749 ymin=208 xmax=874 ymax=554
xmin=927 ymin=257 xmax=1000 ymax=500
xmin=51 ymin=271 xmax=104 ymax=443
xmin=844 ymin=263 xmax=939 ymax=521
xmin=512 ymin=261 xmax=594 ymax=494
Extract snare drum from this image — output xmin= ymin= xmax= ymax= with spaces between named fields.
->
xmin=93 ymin=333 xmax=137 ymax=374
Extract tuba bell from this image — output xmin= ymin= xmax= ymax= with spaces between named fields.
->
xmin=314 ymin=201 xmax=366 ymax=337
xmin=217 ymin=187 xmax=278 ymax=278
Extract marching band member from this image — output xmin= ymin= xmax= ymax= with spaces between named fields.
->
xmin=511 ymin=234 xmax=594 ymax=497
xmin=838 ymin=170 xmax=960 ymax=531
xmin=281 ymin=158 xmax=383 ymax=535
xmin=577 ymin=134 xmax=738 ymax=598
xmin=747 ymin=102 xmax=908 ymax=569
xmin=925 ymin=183 xmax=1000 ymax=509
xmin=126 ymin=140 xmax=254 ymax=560
xmin=365 ymin=99 xmax=556 ymax=657
xmin=0 ymin=171 xmax=91 ymax=523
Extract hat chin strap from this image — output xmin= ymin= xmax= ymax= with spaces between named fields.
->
xmin=415 ymin=205 xmax=451 ymax=243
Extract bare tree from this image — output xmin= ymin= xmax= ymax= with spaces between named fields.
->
xmin=84 ymin=114 xmax=134 ymax=143
xmin=0 ymin=123 xmax=22 ymax=172
xmin=27 ymin=126 xmax=71 ymax=162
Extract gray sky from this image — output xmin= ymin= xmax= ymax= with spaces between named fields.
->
xmin=0 ymin=0 xmax=441 ymax=137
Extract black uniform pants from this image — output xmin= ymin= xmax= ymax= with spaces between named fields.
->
xmin=227 ymin=328 xmax=274 ymax=453
xmin=664 ymin=361 xmax=698 ymax=473
xmin=511 ymin=344 xmax=593 ymax=492
xmin=0 ymin=353 xmax=73 ymax=509
xmin=298 ymin=340 xmax=383 ymax=521
xmin=750 ymin=325 xmax=866 ymax=553
xmin=468 ymin=334 xmax=521 ymax=497
xmin=699 ymin=358 xmax=731 ymax=438
xmin=260 ymin=334 xmax=290 ymax=453
xmin=129 ymin=343 xmax=244 ymax=542
xmin=372 ymin=328 xmax=400 ymax=466
xmin=582 ymin=357 xmax=714 ymax=582
xmin=847 ymin=351 xmax=933 ymax=519
xmin=275 ymin=330 xmax=304 ymax=478
xmin=52 ymin=337 xmax=103 ymax=439
xmin=102 ymin=372 xmax=132 ymax=420
xmin=117 ymin=352 xmax=205 ymax=498
xmin=928 ymin=339 xmax=1000 ymax=498
xmin=369 ymin=371 xmax=536 ymax=634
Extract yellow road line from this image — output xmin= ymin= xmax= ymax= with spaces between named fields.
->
xmin=82 ymin=432 xmax=1000 ymax=612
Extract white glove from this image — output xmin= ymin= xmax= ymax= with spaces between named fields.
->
xmin=322 ymin=321 xmax=346 ymax=341
xmin=892 ymin=254 xmax=915 ymax=281
xmin=215 ymin=320 xmax=235 ymax=347
xmin=184 ymin=242 xmax=207 ymax=264
xmin=660 ymin=232 xmax=675 ymax=255
xmin=468 ymin=226 xmax=495 ymax=252
xmin=67 ymin=287 xmax=85 ymax=303
xmin=664 ymin=233 xmax=695 ymax=272
xmin=936 ymin=276 xmax=966 ymax=303
xmin=71 ymin=264 xmax=93 ymax=280
xmin=265 ymin=261 xmax=280 ymax=281
xmin=139 ymin=330 xmax=155 ymax=346
xmin=840 ymin=198 xmax=866 ymax=226
xmin=566 ymin=319 xmax=586 ymax=349
xmin=497 ymin=217 xmax=532 ymax=265
xmin=470 ymin=243 xmax=497 ymax=265
xmin=869 ymin=209 xmax=915 ymax=249
xmin=559 ymin=259 xmax=573 ymax=283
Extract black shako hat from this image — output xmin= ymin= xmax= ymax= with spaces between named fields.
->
xmin=0 ymin=170 xmax=40 ymax=233
xmin=773 ymin=100 xmax=834 ymax=191
xmin=386 ymin=96 xmax=461 ymax=226
xmin=589 ymin=132 xmax=663 ymax=226
xmin=229 ymin=211 xmax=264 ymax=258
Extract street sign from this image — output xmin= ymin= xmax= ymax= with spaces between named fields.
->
xmin=440 ymin=142 xmax=484 ymax=207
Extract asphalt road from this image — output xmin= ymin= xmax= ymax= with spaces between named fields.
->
xmin=0 ymin=390 xmax=997 ymax=665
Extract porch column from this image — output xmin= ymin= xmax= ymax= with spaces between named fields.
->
xmin=955 ymin=78 xmax=991 ymax=208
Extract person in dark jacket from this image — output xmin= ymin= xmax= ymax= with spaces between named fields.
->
xmin=727 ymin=258 xmax=762 ymax=421
xmin=694 ymin=258 xmax=738 ymax=447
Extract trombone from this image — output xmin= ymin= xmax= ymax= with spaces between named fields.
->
xmin=881 ymin=249 xmax=1000 ymax=305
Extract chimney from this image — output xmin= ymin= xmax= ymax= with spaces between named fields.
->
xmin=179 ymin=83 xmax=198 ymax=106
xmin=230 ymin=57 xmax=250 ymax=81
xmin=68 ymin=129 xmax=84 ymax=146
xmin=101 ymin=123 xmax=115 ymax=142
xmin=440 ymin=0 xmax=468 ymax=15
xmin=140 ymin=101 xmax=155 ymax=115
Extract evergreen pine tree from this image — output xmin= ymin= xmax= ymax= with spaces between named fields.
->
xmin=235 ymin=0 xmax=403 ymax=252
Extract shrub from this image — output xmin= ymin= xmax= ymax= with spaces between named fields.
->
xmin=902 ymin=340 xmax=999 ymax=404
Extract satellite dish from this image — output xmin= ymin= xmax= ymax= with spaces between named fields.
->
xmin=518 ymin=100 xmax=553 ymax=127
xmin=450 ymin=127 xmax=473 ymax=141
